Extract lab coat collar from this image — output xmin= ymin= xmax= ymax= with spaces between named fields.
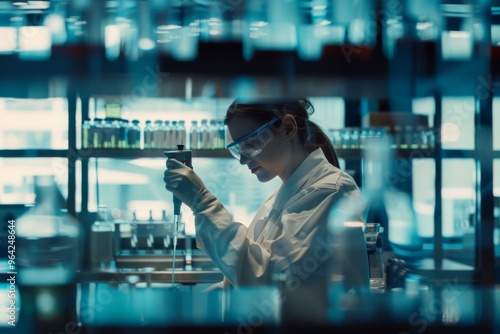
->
xmin=273 ymin=149 xmax=330 ymax=212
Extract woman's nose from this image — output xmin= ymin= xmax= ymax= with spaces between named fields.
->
xmin=239 ymin=155 xmax=251 ymax=165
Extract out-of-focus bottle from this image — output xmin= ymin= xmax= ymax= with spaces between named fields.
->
xmin=93 ymin=118 xmax=104 ymax=149
xmin=82 ymin=119 xmax=91 ymax=149
xmin=190 ymin=120 xmax=200 ymax=149
xmin=178 ymin=120 xmax=187 ymax=147
xmin=128 ymin=120 xmax=141 ymax=149
xmin=393 ymin=125 xmax=403 ymax=149
xmin=218 ymin=120 xmax=226 ymax=148
xmin=102 ymin=119 xmax=113 ymax=149
xmin=153 ymin=120 xmax=164 ymax=149
xmin=403 ymin=126 xmax=413 ymax=150
xmin=416 ymin=126 xmax=428 ymax=149
xmin=171 ymin=121 xmax=179 ymax=149
xmin=144 ymin=120 xmax=154 ymax=149
xmin=209 ymin=119 xmax=217 ymax=149
xmin=427 ymin=127 xmax=435 ymax=149
xmin=350 ymin=128 xmax=360 ymax=149
xmin=163 ymin=121 xmax=173 ymax=149
xmin=200 ymin=119 xmax=209 ymax=149
xmin=118 ymin=119 xmax=128 ymax=149
xmin=16 ymin=175 xmax=81 ymax=332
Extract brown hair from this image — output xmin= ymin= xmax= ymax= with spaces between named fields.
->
xmin=224 ymin=98 xmax=339 ymax=168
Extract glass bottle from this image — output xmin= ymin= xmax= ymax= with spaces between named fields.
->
xmin=16 ymin=175 xmax=81 ymax=332
xmin=393 ymin=125 xmax=403 ymax=149
xmin=143 ymin=120 xmax=154 ymax=149
xmin=163 ymin=121 xmax=171 ymax=150
xmin=404 ymin=126 xmax=413 ymax=150
xmin=153 ymin=120 xmax=164 ymax=149
xmin=82 ymin=119 xmax=91 ymax=149
xmin=178 ymin=120 xmax=187 ymax=147
xmin=218 ymin=120 xmax=226 ymax=148
xmin=209 ymin=119 xmax=218 ymax=149
xmin=200 ymin=119 xmax=209 ymax=149
xmin=93 ymin=118 xmax=104 ymax=149
xmin=102 ymin=119 xmax=112 ymax=149
xmin=171 ymin=120 xmax=179 ymax=149
xmin=118 ymin=119 xmax=128 ymax=149
xmin=190 ymin=120 xmax=199 ymax=149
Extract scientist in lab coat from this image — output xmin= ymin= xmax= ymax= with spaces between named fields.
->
xmin=164 ymin=98 xmax=368 ymax=290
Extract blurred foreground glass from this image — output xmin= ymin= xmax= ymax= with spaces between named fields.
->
xmin=243 ymin=0 xmax=299 ymax=60
xmin=383 ymin=0 xmax=442 ymax=58
xmin=155 ymin=2 xmax=198 ymax=60
xmin=16 ymin=175 xmax=81 ymax=332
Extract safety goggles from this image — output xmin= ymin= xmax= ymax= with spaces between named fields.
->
xmin=226 ymin=118 xmax=280 ymax=160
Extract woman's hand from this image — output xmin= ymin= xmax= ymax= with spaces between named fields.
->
xmin=164 ymin=158 xmax=207 ymax=210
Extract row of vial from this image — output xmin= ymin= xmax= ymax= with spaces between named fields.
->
xmin=82 ymin=118 xmax=226 ymax=149
xmin=328 ymin=126 xmax=435 ymax=150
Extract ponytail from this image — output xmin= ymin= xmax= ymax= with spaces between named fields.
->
xmin=306 ymin=120 xmax=340 ymax=168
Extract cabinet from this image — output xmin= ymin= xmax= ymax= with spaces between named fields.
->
xmin=0 ymin=0 xmax=498 ymax=286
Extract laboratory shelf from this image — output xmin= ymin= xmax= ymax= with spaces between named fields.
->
xmin=77 ymin=149 xmax=232 ymax=159
xmin=0 ymin=149 xmax=69 ymax=158
xmin=74 ymin=148 xmax=498 ymax=161
xmin=337 ymin=148 xmax=438 ymax=160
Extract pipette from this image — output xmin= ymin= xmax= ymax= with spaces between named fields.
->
xmin=164 ymin=145 xmax=192 ymax=285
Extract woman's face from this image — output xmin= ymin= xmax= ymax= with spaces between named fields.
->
xmin=227 ymin=116 xmax=293 ymax=182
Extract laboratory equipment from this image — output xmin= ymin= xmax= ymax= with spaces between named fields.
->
xmin=164 ymin=145 xmax=193 ymax=284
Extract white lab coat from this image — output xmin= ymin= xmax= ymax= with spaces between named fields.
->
xmin=193 ymin=149 xmax=367 ymax=288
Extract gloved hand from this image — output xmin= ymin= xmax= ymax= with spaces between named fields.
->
xmin=164 ymin=158 xmax=211 ymax=211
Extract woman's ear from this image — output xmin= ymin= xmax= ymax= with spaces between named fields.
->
xmin=281 ymin=115 xmax=297 ymax=140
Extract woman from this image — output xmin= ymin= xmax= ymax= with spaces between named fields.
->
xmin=164 ymin=98 xmax=367 ymax=289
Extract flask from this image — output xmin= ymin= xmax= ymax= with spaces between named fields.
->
xmin=16 ymin=175 xmax=81 ymax=332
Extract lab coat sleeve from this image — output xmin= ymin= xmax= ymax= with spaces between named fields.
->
xmin=193 ymin=186 xmax=357 ymax=287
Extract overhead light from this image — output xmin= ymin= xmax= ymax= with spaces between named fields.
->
xmin=12 ymin=1 xmax=28 ymax=6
